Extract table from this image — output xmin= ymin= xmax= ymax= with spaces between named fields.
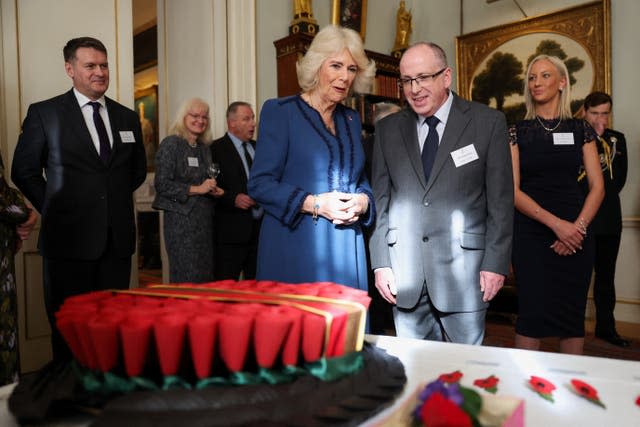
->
xmin=363 ymin=335 xmax=640 ymax=426
xmin=2 ymin=336 xmax=639 ymax=426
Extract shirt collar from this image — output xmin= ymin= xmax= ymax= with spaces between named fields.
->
xmin=416 ymin=90 xmax=453 ymax=127
xmin=73 ymin=88 xmax=106 ymax=108
xmin=227 ymin=131 xmax=246 ymax=150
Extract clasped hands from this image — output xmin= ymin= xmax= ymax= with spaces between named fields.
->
xmin=195 ymin=178 xmax=224 ymax=197
xmin=311 ymin=191 xmax=368 ymax=225
xmin=550 ymin=218 xmax=587 ymax=256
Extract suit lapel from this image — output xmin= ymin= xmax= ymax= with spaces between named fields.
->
xmin=106 ymin=97 xmax=124 ymax=166
xmin=426 ymin=94 xmax=471 ymax=192
xmin=62 ymin=90 xmax=104 ymax=165
xmin=398 ymin=109 xmax=427 ymax=188
xmin=224 ymin=134 xmax=248 ymax=185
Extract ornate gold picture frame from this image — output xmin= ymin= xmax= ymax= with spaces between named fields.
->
xmin=456 ymin=0 xmax=610 ymax=123
xmin=134 ymin=85 xmax=159 ymax=172
xmin=331 ymin=0 xmax=368 ymax=41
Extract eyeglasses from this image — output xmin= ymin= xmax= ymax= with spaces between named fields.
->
xmin=398 ymin=68 xmax=447 ymax=89
xmin=188 ymin=113 xmax=209 ymax=121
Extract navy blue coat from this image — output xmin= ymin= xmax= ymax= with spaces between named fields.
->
xmin=248 ymin=95 xmax=374 ymax=291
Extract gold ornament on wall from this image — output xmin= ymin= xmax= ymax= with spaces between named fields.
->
xmin=392 ymin=0 xmax=412 ymax=58
xmin=290 ymin=0 xmax=319 ymax=36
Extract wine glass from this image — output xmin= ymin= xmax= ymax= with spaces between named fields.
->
xmin=207 ymin=163 xmax=221 ymax=179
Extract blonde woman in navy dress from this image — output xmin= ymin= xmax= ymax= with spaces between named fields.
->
xmin=248 ymin=26 xmax=376 ymax=291
xmin=510 ymin=55 xmax=604 ymax=354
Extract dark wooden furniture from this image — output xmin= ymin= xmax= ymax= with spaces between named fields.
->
xmin=273 ymin=33 xmax=401 ymax=128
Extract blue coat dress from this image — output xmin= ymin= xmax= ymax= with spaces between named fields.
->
xmin=248 ymin=95 xmax=374 ymax=291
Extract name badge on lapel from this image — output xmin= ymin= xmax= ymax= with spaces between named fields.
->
xmin=451 ymin=144 xmax=479 ymax=167
xmin=187 ymin=157 xmax=199 ymax=167
xmin=553 ymin=133 xmax=574 ymax=145
xmin=119 ymin=131 xmax=136 ymax=143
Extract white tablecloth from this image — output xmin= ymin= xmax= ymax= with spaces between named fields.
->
xmin=363 ymin=335 xmax=640 ymax=426
xmin=2 ymin=336 xmax=639 ymax=426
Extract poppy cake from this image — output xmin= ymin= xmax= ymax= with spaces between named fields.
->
xmin=9 ymin=280 xmax=406 ymax=426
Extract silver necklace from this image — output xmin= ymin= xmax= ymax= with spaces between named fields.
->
xmin=536 ymin=115 xmax=562 ymax=132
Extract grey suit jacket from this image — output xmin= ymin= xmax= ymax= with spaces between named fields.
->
xmin=369 ymin=93 xmax=513 ymax=312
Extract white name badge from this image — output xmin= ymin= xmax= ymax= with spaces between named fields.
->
xmin=187 ymin=157 xmax=199 ymax=167
xmin=119 ymin=131 xmax=136 ymax=143
xmin=450 ymin=144 xmax=479 ymax=167
xmin=553 ymin=133 xmax=574 ymax=145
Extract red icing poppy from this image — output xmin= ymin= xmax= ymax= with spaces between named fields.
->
xmin=438 ymin=370 xmax=463 ymax=384
xmin=254 ymin=307 xmax=295 ymax=368
xmin=420 ymin=391 xmax=472 ymax=427
xmin=570 ymin=379 xmax=599 ymax=400
xmin=529 ymin=376 xmax=556 ymax=394
xmin=154 ymin=313 xmax=188 ymax=376
xmin=473 ymin=375 xmax=499 ymax=390
xmin=635 ymin=395 xmax=640 ymax=407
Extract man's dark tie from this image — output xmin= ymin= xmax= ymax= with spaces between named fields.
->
xmin=421 ymin=116 xmax=439 ymax=181
xmin=89 ymin=102 xmax=111 ymax=163
xmin=242 ymin=141 xmax=253 ymax=173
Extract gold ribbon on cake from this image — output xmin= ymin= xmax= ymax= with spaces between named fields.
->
xmin=55 ymin=280 xmax=370 ymax=391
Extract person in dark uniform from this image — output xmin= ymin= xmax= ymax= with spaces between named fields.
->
xmin=580 ymin=91 xmax=629 ymax=347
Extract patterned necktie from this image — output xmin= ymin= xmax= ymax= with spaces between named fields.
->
xmin=421 ymin=116 xmax=439 ymax=181
xmin=242 ymin=141 xmax=253 ymax=173
xmin=89 ymin=102 xmax=111 ymax=163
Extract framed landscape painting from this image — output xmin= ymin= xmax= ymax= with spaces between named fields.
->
xmin=456 ymin=0 xmax=610 ymax=124
xmin=134 ymin=85 xmax=159 ymax=171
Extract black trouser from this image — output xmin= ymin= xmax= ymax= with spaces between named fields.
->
xmin=214 ymin=220 xmax=260 ymax=281
xmin=593 ymin=233 xmax=622 ymax=336
xmin=43 ymin=230 xmax=131 ymax=362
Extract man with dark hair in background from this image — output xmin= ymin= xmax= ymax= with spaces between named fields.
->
xmin=580 ymin=91 xmax=630 ymax=347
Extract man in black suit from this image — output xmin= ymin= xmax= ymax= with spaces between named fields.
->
xmin=12 ymin=37 xmax=147 ymax=361
xmin=211 ymin=102 xmax=261 ymax=280
xmin=581 ymin=92 xmax=629 ymax=347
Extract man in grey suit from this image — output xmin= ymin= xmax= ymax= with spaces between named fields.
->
xmin=369 ymin=42 xmax=513 ymax=344
xmin=12 ymin=37 xmax=147 ymax=361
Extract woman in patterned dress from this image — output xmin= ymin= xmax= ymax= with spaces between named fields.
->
xmin=0 ymin=152 xmax=37 ymax=385
xmin=153 ymin=98 xmax=224 ymax=283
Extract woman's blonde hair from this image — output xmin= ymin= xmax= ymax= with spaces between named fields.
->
xmin=524 ymin=55 xmax=572 ymax=120
xmin=168 ymin=97 xmax=213 ymax=143
xmin=296 ymin=25 xmax=376 ymax=94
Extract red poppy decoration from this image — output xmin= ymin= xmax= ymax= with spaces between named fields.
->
xmin=473 ymin=375 xmax=499 ymax=394
xmin=528 ymin=375 xmax=556 ymax=403
xmin=420 ymin=391 xmax=473 ymax=427
xmin=635 ymin=395 xmax=640 ymax=407
xmin=570 ymin=379 xmax=606 ymax=408
xmin=438 ymin=370 xmax=463 ymax=384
